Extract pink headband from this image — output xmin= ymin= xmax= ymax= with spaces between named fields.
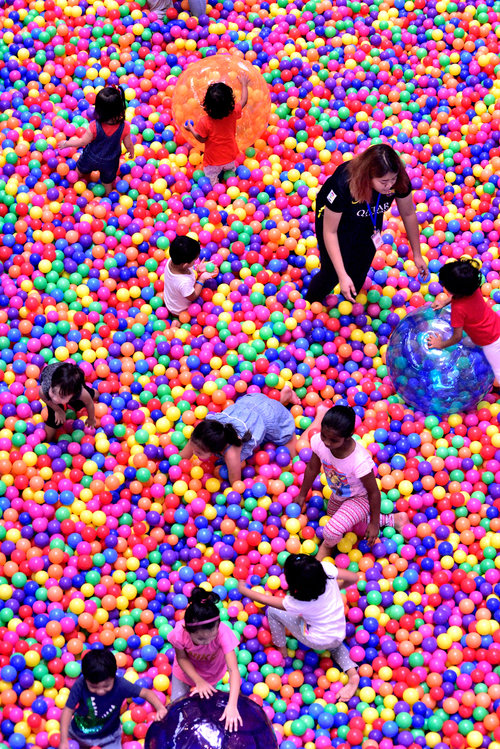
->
xmin=187 ymin=615 xmax=220 ymax=627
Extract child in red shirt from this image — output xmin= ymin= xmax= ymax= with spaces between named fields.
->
xmin=428 ymin=257 xmax=500 ymax=381
xmin=58 ymin=86 xmax=134 ymax=196
xmin=185 ymin=75 xmax=249 ymax=186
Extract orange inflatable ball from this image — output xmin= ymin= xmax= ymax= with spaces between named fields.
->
xmin=172 ymin=55 xmax=271 ymax=152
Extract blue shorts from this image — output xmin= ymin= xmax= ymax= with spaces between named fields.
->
xmin=76 ymin=153 xmax=120 ymax=184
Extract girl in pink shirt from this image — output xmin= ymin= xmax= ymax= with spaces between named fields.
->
xmin=167 ymin=588 xmax=242 ymax=732
xmin=297 ymin=405 xmax=408 ymax=560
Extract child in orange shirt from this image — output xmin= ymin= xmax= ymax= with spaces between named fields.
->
xmin=185 ymin=75 xmax=249 ymax=186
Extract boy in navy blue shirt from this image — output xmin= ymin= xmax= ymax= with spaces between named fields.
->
xmin=59 ymin=650 xmax=166 ymax=749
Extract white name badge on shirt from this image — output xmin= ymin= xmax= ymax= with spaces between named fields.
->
xmin=372 ymin=230 xmax=383 ymax=248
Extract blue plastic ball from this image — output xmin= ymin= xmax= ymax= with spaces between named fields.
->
xmin=387 ymin=305 xmax=494 ymax=415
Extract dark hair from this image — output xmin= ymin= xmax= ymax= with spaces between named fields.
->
xmin=81 ymin=649 xmax=117 ymax=684
xmin=94 ymin=86 xmax=126 ymax=125
xmin=169 ymin=235 xmax=201 ymax=266
xmin=321 ymin=405 xmax=355 ymax=438
xmin=184 ymin=587 xmax=220 ymax=631
xmin=191 ymin=419 xmax=246 ymax=454
xmin=438 ymin=258 xmax=482 ymax=297
xmin=284 ymin=554 xmax=330 ymax=601
xmin=203 ymin=82 xmax=235 ymax=120
xmin=52 ymin=363 xmax=85 ymax=397
xmin=347 ymin=144 xmax=411 ymax=203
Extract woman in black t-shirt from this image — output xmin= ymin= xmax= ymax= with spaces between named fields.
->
xmin=305 ymin=144 xmax=429 ymax=304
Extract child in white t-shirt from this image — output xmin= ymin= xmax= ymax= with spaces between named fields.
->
xmin=297 ymin=405 xmax=408 ymax=559
xmin=238 ymin=553 xmax=361 ymax=703
xmin=163 ymin=236 xmax=217 ymax=318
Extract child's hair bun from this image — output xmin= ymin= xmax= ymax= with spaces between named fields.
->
xmin=190 ymin=587 xmax=220 ymax=606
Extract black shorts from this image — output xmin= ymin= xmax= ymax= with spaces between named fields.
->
xmin=45 ymin=385 xmax=96 ymax=428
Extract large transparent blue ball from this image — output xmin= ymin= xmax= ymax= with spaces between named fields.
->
xmin=387 ymin=305 xmax=493 ymax=416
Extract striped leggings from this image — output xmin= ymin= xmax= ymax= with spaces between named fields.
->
xmin=267 ymin=608 xmax=356 ymax=672
xmin=323 ymin=495 xmax=394 ymax=545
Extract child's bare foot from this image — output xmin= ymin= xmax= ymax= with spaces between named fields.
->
xmin=170 ymin=319 xmax=181 ymax=330
xmin=301 ymin=402 xmax=331 ymax=443
xmin=333 ymin=669 xmax=359 ymax=703
xmin=280 ymin=384 xmax=300 ymax=406
xmin=278 ymin=645 xmax=288 ymax=658
xmin=394 ymin=512 xmax=409 ymax=533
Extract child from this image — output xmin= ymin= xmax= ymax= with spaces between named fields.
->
xmin=163 ymin=235 xmax=218 ymax=318
xmin=59 ymin=649 xmax=166 ymax=749
xmin=238 ymin=554 xmax=361 ymax=703
xmin=428 ymin=257 xmax=500 ymax=382
xmin=39 ymin=362 xmax=98 ymax=442
xmin=296 ymin=405 xmax=408 ymax=559
xmin=184 ymin=75 xmax=249 ymax=186
xmin=180 ymin=387 xmax=323 ymax=485
xmin=167 ymin=587 xmax=242 ymax=732
xmin=58 ymin=86 xmax=134 ymax=196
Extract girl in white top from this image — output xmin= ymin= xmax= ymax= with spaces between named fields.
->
xmin=238 ymin=553 xmax=361 ymax=703
xmin=297 ymin=405 xmax=408 ymax=560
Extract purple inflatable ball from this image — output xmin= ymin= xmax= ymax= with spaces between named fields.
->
xmin=145 ymin=692 xmax=278 ymax=749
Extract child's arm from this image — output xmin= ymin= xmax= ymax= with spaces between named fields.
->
xmin=138 ymin=688 xmax=167 ymax=721
xmin=360 ymin=471 xmax=382 ymax=546
xmin=237 ymin=581 xmax=286 ymax=610
xmin=296 ymin=453 xmax=322 ymax=510
xmin=427 ymin=326 xmax=463 ymax=350
xmin=79 ymin=388 xmax=96 ymax=429
xmin=184 ymin=120 xmax=207 ymax=144
xmin=58 ymin=705 xmax=75 ymax=749
xmin=42 ymin=392 xmax=66 ymax=425
xmin=180 ymin=440 xmax=195 ymax=459
xmin=431 ymin=294 xmax=452 ymax=310
xmin=123 ymin=132 xmax=135 ymax=160
xmin=220 ymin=650 xmax=242 ymax=732
xmin=58 ymin=130 xmax=94 ymax=151
xmin=174 ymin=648 xmax=217 ymax=698
xmin=224 ymin=445 xmax=243 ymax=485
xmin=238 ymin=74 xmax=250 ymax=109
xmin=184 ymin=269 xmax=218 ymax=304
xmin=337 ymin=570 xmax=362 ymax=589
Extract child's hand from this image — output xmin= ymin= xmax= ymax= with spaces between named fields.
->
xmin=297 ymin=492 xmax=307 ymax=511
xmin=220 ymin=703 xmax=243 ymax=733
xmin=364 ymin=521 xmax=380 ymax=546
xmin=415 ymin=258 xmax=429 ymax=281
xmin=427 ymin=333 xmax=443 ymax=349
xmin=184 ymin=120 xmax=195 ymax=132
xmin=54 ymin=407 xmax=66 ymax=426
xmin=191 ymin=680 xmax=217 ymax=699
xmin=238 ymin=73 xmax=250 ymax=86
xmin=153 ymin=706 xmax=167 ymax=721
xmin=86 ymin=414 xmax=96 ymax=429
xmin=431 ymin=298 xmax=448 ymax=310
xmin=237 ymin=580 xmax=249 ymax=595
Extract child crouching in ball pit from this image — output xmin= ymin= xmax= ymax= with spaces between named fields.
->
xmin=184 ymin=75 xmax=250 ymax=186
xmin=238 ymin=554 xmax=361 ymax=703
xmin=163 ymin=235 xmax=218 ymax=320
xmin=297 ymin=404 xmax=409 ymax=560
xmin=428 ymin=257 xmax=500 ymax=383
xmin=167 ymin=587 xmax=242 ymax=732
xmin=59 ymin=649 xmax=166 ymax=749
xmin=39 ymin=362 xmax=98 ymax=443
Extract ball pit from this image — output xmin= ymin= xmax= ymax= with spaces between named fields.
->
xmin=172 ymin=54 xmax=271 ymax=152
xmin=386 ymin=305 xmax=494 ymax=415
xmin=0 ymin=1 xmax=498 ymax=749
